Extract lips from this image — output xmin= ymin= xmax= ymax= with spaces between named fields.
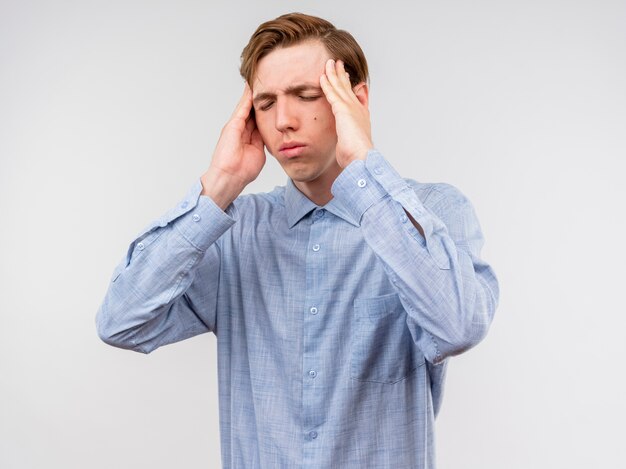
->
xmin=279 ymin=142 xmax=307 ymax=158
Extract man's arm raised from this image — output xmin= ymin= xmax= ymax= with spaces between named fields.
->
xmin=321 ymin=59 xmax=498 ymax=363
xmin=96 ymin=84 xmax=264 ymax=352
xmin=201 ymin=83 xmax=266 ymax=210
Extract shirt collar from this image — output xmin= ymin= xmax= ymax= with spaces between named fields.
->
xmin=285 ymin=178 xmax=317 ymax=228
xmin=284 ymin=178 xmax=360 ymax=229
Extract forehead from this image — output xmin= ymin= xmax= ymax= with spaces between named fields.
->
xmin=252 ymin=40 xmax=331 ymax=94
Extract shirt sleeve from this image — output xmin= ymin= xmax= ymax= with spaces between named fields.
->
xmin=331 ymin=150 xmax=500 ymax=364
xmin=96 ymin=179 xmax=236 ymax=354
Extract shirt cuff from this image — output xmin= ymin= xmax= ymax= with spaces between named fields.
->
xmin=362 ymin=149 xmax=414 ymax=198
xmin=332 ymin=149 xmax=432 ymax=225
xmin=128 ymin=179 xmax=236 ymax=257
xmin=362 ymin=149 xmax=431 ymax=225
xmin=361 ymin=152 xmax=440 ymax=259
xmin=173 ymin=181 xmax=236 ymax=251
xmin=330 ymin=150 xmax=388 ymax=224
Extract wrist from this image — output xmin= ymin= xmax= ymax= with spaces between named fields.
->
xmin=341 ymin=145 xmax=372 ymax=168
xmin=200 ymin=167 xmax=247 ymax=211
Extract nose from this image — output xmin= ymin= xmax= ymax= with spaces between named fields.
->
xmin=274 ymin=98 xmax=299 ymax=132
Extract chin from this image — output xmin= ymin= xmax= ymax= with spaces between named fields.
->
xmin=287 ymin=171 xmax=317 ymax=183
xmin=277 ymin=159 xmax=311 ymax=178
xmin=285 ymin=165 xmax=323 ymax=182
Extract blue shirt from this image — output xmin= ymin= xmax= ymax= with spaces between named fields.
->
xmin=97 ymin=150 xmax=499 ymax=468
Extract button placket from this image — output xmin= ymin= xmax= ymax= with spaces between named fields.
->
xmin=303 ymin=210 xmax=327 ymax=443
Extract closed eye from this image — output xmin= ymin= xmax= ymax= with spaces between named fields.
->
xmin=258 ymin=95 xmax=321 ymax=111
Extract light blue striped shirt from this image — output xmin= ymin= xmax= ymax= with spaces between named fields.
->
xmin=97 ymin=150 xmax=499 ymax=468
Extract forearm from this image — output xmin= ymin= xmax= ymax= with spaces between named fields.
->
xmin=331 ymin=150 xmax=499 ymax=363
xmin=96 ymin=180 xmax=236 ymax=353
xmin=201 ymin=166 xmax=248 ymax=211
xmin=361 ymin=197 xmax=498 ymax=362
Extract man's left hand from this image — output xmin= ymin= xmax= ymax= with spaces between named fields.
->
xmin=320 ymin=59 xmax=373 ymax=168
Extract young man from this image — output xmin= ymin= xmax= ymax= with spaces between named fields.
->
xmin=97 ymin=12 xmax=499 ymax=469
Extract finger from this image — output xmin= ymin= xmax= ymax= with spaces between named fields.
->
xmin=336 ymin=60 xmax=352 ymax=88
xmin=336 ymin=61 xmax=362 ymax=104
xmin=324 ymin=59 xmax=352 ymax=101
xmin=319 ymin=72 xmax=340 ymax=106
xmin=334 ymin=61 xmax=357 ymax=97
xmin=324 ymin=59 xmax=347 ymax=97
xmin=230 ymin=83 xmax=253 ymax=122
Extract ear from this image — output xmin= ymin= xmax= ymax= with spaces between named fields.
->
xmin=352 ymin=82 xmax=369 ymax=107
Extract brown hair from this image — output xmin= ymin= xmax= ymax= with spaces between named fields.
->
xmin=240 ymin=12 xmax=369 ymax=88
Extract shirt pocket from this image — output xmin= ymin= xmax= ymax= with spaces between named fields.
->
xmin=351 ymin=293 xmax=425 ymax=384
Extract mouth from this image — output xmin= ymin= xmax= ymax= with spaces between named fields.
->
xmin=279 ymin=142 xmax=307 ymax=158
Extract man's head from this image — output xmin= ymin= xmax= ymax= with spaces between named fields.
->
xmin=239 ymin=13 xmax=370 ymax=192
xmin=240 ymin=13 xmax=369 ymax=89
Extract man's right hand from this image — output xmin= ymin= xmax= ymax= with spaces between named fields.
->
xmin=201 ymin=83 xmax=266 ymax=210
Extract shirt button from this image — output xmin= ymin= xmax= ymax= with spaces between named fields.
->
xmin=308 ymin=370 xmax=317 ymax=378
xmin=192 ymin=214 xmax=201 ymax=222
xmin=312 ymin=244 xmax=320 ymax=252
xmin=374 ymin=167 xmax=383 ymax=175
xmin=400 ymin=214 xmax=408 ymax=223
xmin=137 ymin=242 xmax=145 ymax=251
xmin=181 ymin=201 xmax=189 ymax=208
xmin=310 ymin=307 xmax=318 ymax=315
xmin=309 ymin=431 xmax=318 ymax=439
xmin=357 ymin=178 xmax=367 ymax=188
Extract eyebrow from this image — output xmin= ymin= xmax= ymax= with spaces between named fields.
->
xmin=253 ymin=84 xmax=323 ymax=105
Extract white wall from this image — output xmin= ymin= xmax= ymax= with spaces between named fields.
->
xmin=1 ymin=1 xmax=624 ymax=468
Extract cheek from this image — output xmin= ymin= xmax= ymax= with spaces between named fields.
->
xmin=311 ymin=104 xmax=336 ymax=129
xmin=312 ymin=111 xmax=337 ymax=141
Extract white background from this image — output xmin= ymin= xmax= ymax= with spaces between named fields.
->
xmin=1 ymin=1 xmax=625 ymax=468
